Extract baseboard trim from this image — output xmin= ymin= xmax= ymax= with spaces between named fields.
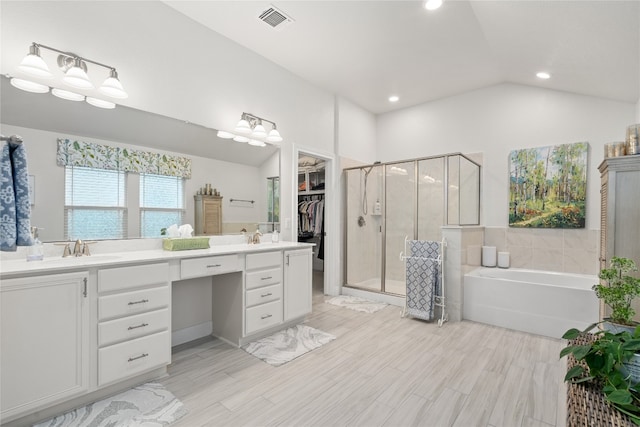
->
xmin=172 ymin=321 xmax=213 ymax=347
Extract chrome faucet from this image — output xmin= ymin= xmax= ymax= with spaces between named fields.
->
xmin=248 ymin=230 xmax=263 ymax=244
xmin=73 ymin=240 xmax=84 ymax=256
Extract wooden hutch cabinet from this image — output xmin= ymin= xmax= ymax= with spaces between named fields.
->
xmin=194 ymin=195 xmax=223 ymax=235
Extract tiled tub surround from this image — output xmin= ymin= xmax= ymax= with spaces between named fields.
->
xmin=482 ymin=227 xmax=599 ymax=275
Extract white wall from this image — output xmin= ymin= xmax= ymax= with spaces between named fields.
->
xmin=336 ymin=97 xmax=378 ymax=164
xmin=636 ymin=98 xmax=640 ymax=122
xmin=0 ymin=123 xmax=264 ymax=242
xmin=377 ymin=83 xmax=636 ymax=229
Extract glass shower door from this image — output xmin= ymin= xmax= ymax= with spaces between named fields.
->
xmin=345 ymin=166 xmax=383 ymax=292
xmin=384 ymin=161 xmax=416 ymax=296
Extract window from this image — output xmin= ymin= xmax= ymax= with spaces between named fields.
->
xmin=267 ymin=176 xmax=280 ymax=223
xmin=65 ymin=166 xmax=127 ymax=240
xmin=140 ymin=174 xmax=185 ymax=237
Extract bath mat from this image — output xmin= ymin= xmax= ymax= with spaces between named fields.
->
xmin=242 ymin=324 xmax=335 ymax=366
xmin=326 ymin=295 xmax=388 ymax=313
xmin=33 ymin=382 xmax=187 ymax=427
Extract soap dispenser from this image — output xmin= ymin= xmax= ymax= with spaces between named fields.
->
xmin=26 ymin=226 xmax=44 ymax=262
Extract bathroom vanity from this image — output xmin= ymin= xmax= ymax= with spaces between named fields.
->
xmin=0 ymin=241 xmax=312 ymax=425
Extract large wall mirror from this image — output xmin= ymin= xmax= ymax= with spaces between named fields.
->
xmin=0 ymin=76 xmax=280 ymax=242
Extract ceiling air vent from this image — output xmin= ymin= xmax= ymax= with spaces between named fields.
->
xmin=258 ymin=5 xmax=294 ymax=30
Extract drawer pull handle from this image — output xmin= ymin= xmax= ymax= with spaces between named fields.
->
xmin=128 ymin=299 xmax=149 ymax=306
xmin=261 ymin=314 xmax=273 ymax=320
xmin=207 ymin=264 xmax=222 ymax=268
xmin=261 ymin=292 xmax=273 ymax=297
xmin=261 ymin=276 xmax=273 ymax=280
xmin=128 ymin=353 xmax=149 ymax=362
xmin=128 ymin=323 xmax=149 ymax=331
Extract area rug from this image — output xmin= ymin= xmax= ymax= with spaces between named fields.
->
xmin=34 ymin=382 xmax=187 ymax=427
xmin=242 ymin=324 xmax=336 ymax=366
xmin=325 ymin=295 xmax=388 ymax=313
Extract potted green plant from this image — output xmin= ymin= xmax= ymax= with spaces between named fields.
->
xmin=561 ymin=325 xmax=640 ymax=424
xmin=593 ymin=257 xmax=640 ymax=332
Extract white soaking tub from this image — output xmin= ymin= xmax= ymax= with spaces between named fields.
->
xmin=463 ymin=267 xmax=599 ymax=339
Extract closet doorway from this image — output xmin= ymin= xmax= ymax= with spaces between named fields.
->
xmin=297 ymin=152 xmax=328 ymax=296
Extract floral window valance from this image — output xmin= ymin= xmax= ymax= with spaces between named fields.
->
xmin=56 ymin=139 xmax=191 ymax=179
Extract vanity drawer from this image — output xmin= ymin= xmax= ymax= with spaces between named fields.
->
xmin=246 ymin=284 xmax=282 ymax=308
xmin=98 ymin=308 xmax=169 ymax=347
xmin=181 ymin=254 xmax=240 ymax=279
xmin=246 ymin=251 xmax=282 ymax=270
xmin=98 ymin=330 xmax=170 ymax=386
xmin=245 ymin=300 xmax=283 ymax=335
xmin=99 ymin=286 xmax=170 ymax=321
xmin=245 ymin=267 xmax=282 ymax=290
xmin=98 ymin=263 xmax=169 ymax=293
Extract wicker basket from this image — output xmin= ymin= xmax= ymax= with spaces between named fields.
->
xmin=162 ymin=237 xmax=210 ymax=251
xmin=567 ymin=334 xmax=635 ymax=427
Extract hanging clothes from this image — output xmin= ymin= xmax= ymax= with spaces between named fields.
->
xmin=297 ymin=196 xmax=324 ymax=238
xmin=1 ymin=142 xmax=33 ymax=251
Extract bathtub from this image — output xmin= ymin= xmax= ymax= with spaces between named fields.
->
xmin=463 ymin=267 xmax=599 ymax=339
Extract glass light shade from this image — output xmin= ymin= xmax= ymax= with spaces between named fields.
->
xmin=217 ymin=131 xmax=235 ymax=139
xmin=424 ymin=0 xmax=443 ymax=10
xmin=235 ymin=119 xmax=252 ymax=134
xmin=99 ymin=76 xmax=128 ymax=99
xmin=52 ymin=88 xmax=84 ymax=101
xmin=233 ymin=135 xmax=250 ymax=143
xmin=63 ymin=65 xmax=94 ymax=89
xmin=86 ymin=97 xmax=115 ymax=109
xmin=10 ymin=78 xmax=49 ymax=94
xmin=266 ymin=128 xmax=283 ymax=142
xmin=18 ymin=53 xmax=53 ymax=78
xmin=248 ymin=139 xmax=266 ymax=147
xmin=251 ymin=124 xmax=267 ymax=138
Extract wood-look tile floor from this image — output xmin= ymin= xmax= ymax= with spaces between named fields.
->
xmin=163 ymin=279 xmax=567 ymax=427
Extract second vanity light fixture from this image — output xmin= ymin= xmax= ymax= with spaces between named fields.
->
xmin=216 ymin=112 xmax=283 ymax=147
xmin=10 ymin=42 xmax=128 ymax=109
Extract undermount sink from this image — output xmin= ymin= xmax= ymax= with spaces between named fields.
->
xmin=41 ymin=254 xmax=122 ymax=264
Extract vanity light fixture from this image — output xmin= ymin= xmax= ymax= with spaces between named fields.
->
xmin=235 ymin=112 xmax=283 ymax=142
xmin=11 ymin=42 xmax=128 ymax=109
xmin=424 ymin=0 xmax=443 ymax=11
xmin=17 ymin=44 xmax=52 ymax=78
xmin=86 ymin=97 xmax=116 ymax=109
xmin=10 ymin=77 xmax=49 ymax=94
xmin=216 ymin=131 xmax=235 ymax=139
xmin=51 ymin=88 xmax=84 ymax=101
xmin=219 ymin=113 xmax=283 ymax=146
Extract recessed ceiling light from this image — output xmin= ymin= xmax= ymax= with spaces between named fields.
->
xmin=388 ymin=95 xmax=399 ymax=103
xmin=424 ymin=0 xmax=443 ymax=11
xmin=536 ymin=72 xmax=551 ymax=79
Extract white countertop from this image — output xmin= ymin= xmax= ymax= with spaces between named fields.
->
xmin=0 ymin=241 xmax=313 ymax=278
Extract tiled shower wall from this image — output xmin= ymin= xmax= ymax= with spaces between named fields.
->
xmin=483 ymin=227 xmax=599 ymax=275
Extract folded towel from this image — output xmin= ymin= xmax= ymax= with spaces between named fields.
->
xmin=178 ymin=224 xmax=193 ymax=238
xmin=0 ymin=143 xmax=17 ymax=251
xmin=0 ymin=142 xmax=33 ymax=251
xmin=11 ymin=144 xmax=33 ymax=246
xmin=165 ymin=224 xmax=180 ymax=238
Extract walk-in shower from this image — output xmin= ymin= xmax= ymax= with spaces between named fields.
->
xmin=345 ymin=153 xmax=481 ymax=296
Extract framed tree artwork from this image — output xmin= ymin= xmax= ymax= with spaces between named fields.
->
xmin=509 ymin=142 xmax=588 ymax=228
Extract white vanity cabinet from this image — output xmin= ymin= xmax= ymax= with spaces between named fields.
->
xmin=284 ymin=248 xmax=313 ymax=321
xmin=245 ymin=251 xmax=284 ymax=335
xmin=97 ymin=263 xmax=171 ymax=386
xmin=1 ymin=271 xmax=90 ymax=421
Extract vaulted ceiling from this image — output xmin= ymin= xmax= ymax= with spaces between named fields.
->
xmin=165 ymin=0 xmax=640 ymax=114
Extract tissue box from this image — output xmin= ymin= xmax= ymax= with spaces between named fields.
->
xmin=162 ymin=237 xmax=210 ymax=251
